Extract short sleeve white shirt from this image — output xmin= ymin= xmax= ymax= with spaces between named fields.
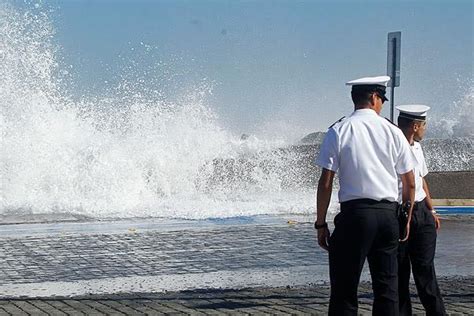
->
xmin=398 ymin=141 xmax=428 ymax=202
xmin=316 ymin=109 xmax=416 ymax=203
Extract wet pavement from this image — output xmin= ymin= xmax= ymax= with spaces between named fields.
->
xmin=0 ymin=215 xmax=473 ymax=314
xmin=1 ymin=277 xmax=473 ymax=315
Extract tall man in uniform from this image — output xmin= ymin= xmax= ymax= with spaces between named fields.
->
xmin=396 ymin=105 xmax=446 ymax=316
xmin=315 ymin=76 xmax=416 ymax=315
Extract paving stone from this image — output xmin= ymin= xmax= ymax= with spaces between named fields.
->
xmin=61 ymin=299 xmax=97 ymax=315
xmin=160 ymin=301 xmax=207 ymax=315
xmin=0 ymin=309 xmax=9 ymax=316
xmin=140 ymin=301 xmax=181 ymax=314
xmin=77 ymin=300 xmax=124 ymax=315
xmin=268 ymin=304 xmax=309 ymax=315
xmin=200 ymin=310 xmax=230 ymax=316
xmin=0 ymin=303 xmax=28 ymax=316
xmin=29 ymin=300 xmax=69 ymax=316
xmin=119 ymin=299 xmax=165 ymax=315
xmin=95 ymin=300 xmax=139 ymax=315
xmin=12 ymin=301 xmax=48 ymax=315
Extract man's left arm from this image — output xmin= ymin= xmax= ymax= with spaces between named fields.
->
xmin=423 ymin=178 xmax=441 ymax=230
xmin=419 ymin=143 xmax=440 ymax=230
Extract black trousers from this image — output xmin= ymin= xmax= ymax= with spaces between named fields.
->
xmin=329 ymin=199 xmax=399 ymax=316
xmin=398 ymin=199 xmax=446 ymax=316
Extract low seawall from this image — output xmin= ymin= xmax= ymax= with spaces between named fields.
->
xmin=265 ymin=144 xmax=474 ymax=200
xmin=426 ymin=171 xmax=474 ymax=200
xmin=283 ymin=144 xmax=473 ymax=200
xmin=203 ymin=140 xmax=473 ymax=201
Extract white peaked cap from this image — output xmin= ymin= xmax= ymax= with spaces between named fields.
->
xmin=396 ymin=104 xmax=431 ymax=120
xmin=345 ymin=75 xmax=391 ymax=87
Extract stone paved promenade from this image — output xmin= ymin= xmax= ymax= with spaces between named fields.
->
xmin=0 ymin=278 xmax=473 ymax=315
xmin=0 ymin=217 xmax=473 ymax=315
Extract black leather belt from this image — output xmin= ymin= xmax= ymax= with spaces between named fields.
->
xmin=340 ymin=198 xmax=399 ymax=212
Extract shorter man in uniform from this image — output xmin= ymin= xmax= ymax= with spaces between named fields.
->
xmin=315 ymin=76 xmax=416 ymax=315
xmin=396 ymin=104 xmax=446 ymax=316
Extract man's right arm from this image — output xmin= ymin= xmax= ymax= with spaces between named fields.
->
xmin=399 ymin=170 xmax=415 ymax=241
xmin=315 ymin=128 xmax=338 ymax=251
xmin=316 ymin=168 xmax=335 ymax=251
xmin=394 ymin=129 xmax=417 ymax=241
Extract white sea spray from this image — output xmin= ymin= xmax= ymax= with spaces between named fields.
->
xmin=0 ymin=3 xmax=317 ymax=219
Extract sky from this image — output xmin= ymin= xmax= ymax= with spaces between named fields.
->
xmin=13 ymin=0 xmax=474 ymax=138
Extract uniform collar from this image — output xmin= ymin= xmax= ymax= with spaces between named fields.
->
xmin=352 ymin=108 xmax=378 ymax=116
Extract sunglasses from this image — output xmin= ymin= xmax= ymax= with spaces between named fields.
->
xmin=375 ymin=93 xmax=387 ymax=103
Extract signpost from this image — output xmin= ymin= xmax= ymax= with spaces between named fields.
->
xmin=387 ymin=31 xmax=401 ymax=122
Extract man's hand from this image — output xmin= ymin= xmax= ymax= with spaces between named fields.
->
xmin=317 ymin=226 xmax=331 ymax=251
xmin=432 ymin=211 xmax=441 ymax=230
xmin=400 ymin=223 xmax=410 ymax=242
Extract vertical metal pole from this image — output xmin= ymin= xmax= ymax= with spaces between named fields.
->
xmin=390 ymin=38 xmax=397 ymax=122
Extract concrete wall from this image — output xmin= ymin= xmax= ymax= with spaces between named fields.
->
xmin=286 ymin=145 xmax=473 ymax=200
xmin=425 ymin=171 xmax=474 ymax=199
xmin=296 ymin=145 xmax=473 ymax=199
xmin=206 ymin=144 xmax=473 ymax=200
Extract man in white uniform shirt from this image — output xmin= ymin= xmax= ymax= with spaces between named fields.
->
xmin=396 ymin=105 xmax=446 ymax=316
xmin=315 ymin=76 xmax=416 ymax=315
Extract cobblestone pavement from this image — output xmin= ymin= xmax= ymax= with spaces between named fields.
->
xmin=0 ymin=219 xmax=472 ymax=314
xmin=0 ymin=278 xmax=473 ymax=315
xmin=0 ymin=224 xmax=329 ymax=288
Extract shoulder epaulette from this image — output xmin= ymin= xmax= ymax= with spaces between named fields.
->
xmin=385 ymin=117 xmax=398 ymax=127
xmin=328 ymin=116 xmax=345 ymax=129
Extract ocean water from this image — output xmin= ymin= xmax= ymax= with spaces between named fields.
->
xmin=0 ymin=3 xmax=472 ymax=221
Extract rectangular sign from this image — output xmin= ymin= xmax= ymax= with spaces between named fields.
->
xmin=387 ymin=31 xmax=401 ymax=87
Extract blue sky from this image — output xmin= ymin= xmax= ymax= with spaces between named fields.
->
xmin=17 ymin=0 xmax=474 ymax=136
